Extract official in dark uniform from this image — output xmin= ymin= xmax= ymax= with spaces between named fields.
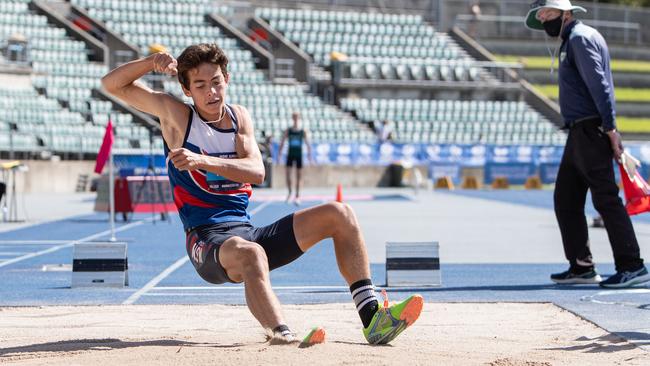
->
xmin=525 ymin=0 xmax=648 ymax=288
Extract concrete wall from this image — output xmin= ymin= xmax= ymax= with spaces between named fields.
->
xmin=6 ymin=161 xmax=429 ymax=193
xmin=0 ymin=73 xmax=32 ymax=88
xmin=8 ymin=160 xmax=95 ymax=194
xmin=270 ymin=164 xmax=428 ymax=188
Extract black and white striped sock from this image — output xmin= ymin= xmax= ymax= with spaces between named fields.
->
xmin=272 ymin=324 xmax=293 ymax=338
xmin=350 ymin=279 xmax=379 ymax=328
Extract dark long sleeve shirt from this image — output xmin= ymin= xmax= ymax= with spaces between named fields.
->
xmin=559 ymin=20 xmax=616 ymax=131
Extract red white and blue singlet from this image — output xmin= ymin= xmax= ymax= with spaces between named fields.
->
xmin=164 ymin=104 xmax=252 ymax=230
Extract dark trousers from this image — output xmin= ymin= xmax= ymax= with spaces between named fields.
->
xmin=554 ymin=118 xmax=643 ymax=273
xmin=0 ymin=182 xmax=5 ymax=203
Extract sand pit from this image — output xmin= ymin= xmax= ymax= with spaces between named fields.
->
xmin=1 ymin=303 xmax=648 ymax=365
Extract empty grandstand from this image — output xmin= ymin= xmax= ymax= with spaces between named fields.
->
xmin=255 ymin=5 xmax=564 ymax=146
xmin=71 ymin=0 xmax=376 ymax=144
xmin=0 ymin=0 xmax=160 ymax=158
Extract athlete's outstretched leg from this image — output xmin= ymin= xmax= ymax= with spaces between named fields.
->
xmin=292 ymin=202 xmax=423 ymax=345
xmin=293 ymin=202 xmax=369 ymax=283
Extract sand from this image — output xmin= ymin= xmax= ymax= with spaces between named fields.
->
xmin=0 ymin=303 xmax=648 ymax=365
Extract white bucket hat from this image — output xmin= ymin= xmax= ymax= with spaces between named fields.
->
xmin=525 ymin=0 xmax=587 ymax=30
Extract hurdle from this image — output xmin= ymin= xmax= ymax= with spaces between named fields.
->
xmin=434 ymin=176 xmax=455 ymax=190
xmin=525 ymin=176 xmax=543 ymax=189
xmin=72 ymin=242 xmax=128 ymax=288
xmin=461 ymin=176 xmax=481 ymax=189
xmin=386 ymin=242 xmax=441 ymax=287
xmin=491 ymin=177 xmax=510 ymax=189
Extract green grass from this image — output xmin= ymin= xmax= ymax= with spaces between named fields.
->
xmin=533 ymin=84 xmax=650 ymax=103
xmin=495 ymin=55 xmax=650 ymax=73
xmin=617 ymin=117 xmax=650 ymax=133
xmin=534 ymin=84 xmax=560 ymax=99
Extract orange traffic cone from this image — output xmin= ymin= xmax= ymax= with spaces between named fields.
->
xmin=619 ymin=163 xmax=650 ymax=216
xmin=335 ymin=183 xmax=343 ymax=203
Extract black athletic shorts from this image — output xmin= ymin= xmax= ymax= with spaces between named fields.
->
xmin=185 ymin=214 xmax=303 ymax=284
xmin=286 ymin=154 xmax=303 ymax=169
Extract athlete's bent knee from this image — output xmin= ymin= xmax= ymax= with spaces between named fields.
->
xmin=328 ymin=201 xmax=355 ymax=224
xmin=237 ymin=244 xmax=268 ymax=278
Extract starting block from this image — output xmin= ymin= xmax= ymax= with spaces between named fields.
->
xmin=461 ymin=176 xmax=481 ymax=189
xmin=72 ymin=242 xmax=128 ymax=288
xmin=434 ymin=176 xmax=455 ymax=190
xmin=525 ymin=176 xmax=543 ymax=190
xmin=386 ymin=242 xmax=441 ymax=287
xmin=491 ymin=177 xmax=510 ymax=189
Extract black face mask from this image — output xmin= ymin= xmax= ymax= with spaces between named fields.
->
xmin=543 ymin=12 xmax=564 ymax=38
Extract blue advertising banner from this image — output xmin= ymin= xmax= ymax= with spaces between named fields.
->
xmin=539 ymin=162 xmax=560 ymax=184
xmin=114 ymin=154 xmax=167 ymax=176
xmin=429 ymin=163 xmax=462 ymax=184
xmin=275 ymin=142 xmax=570 ymax=166
xmin=484 ymin=162 xmax=536 ymax=185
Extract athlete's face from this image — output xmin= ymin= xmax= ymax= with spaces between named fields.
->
xmin=183 ymin=63 xmax=229 ymax=119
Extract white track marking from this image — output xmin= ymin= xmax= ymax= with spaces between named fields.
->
xmin=122 ymin=256 xmax=190 ymax=305
xmin=0 ymin=219 xmax=150 ymax=269
xmin=0 ymin=252 xmax=29 ymax=256
xmin=248 ymin=201 xmax=272 ymax=216
xmin=0 ymin=240 xmax=83 ymax=245
xmin=148 ymin=285 xmax=433 ymax=292
xmin=122 ymin=201 xmax=273 ymax=305
xmin=581 ymin=289 xmax=650 ymax=306
xmin=152 ymin=285 xmax=349 ymax=291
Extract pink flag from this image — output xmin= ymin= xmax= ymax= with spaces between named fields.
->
xmin=94 ymin=119 xmax=114 ymax=174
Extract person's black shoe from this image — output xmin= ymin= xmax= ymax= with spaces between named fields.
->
xmin=551 ymin=269 xmax=602 ymax=284
xmin=599 ymin=266 xmax=650 ymax=288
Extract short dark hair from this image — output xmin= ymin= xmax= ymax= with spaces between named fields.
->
xmin=177 ymin=43 xmax=228 ymax=89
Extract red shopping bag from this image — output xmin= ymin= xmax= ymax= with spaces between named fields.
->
xmin=619 ymin=163 xmax=650 ymax=215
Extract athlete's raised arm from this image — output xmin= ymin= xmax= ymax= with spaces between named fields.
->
xmin=101 ymin=53 xmax=188 ymax=132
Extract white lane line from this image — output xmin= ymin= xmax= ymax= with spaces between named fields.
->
xmin=152 ymin=285 xmax=349 ymax=291
xmin=0 ymin=219 xmax=150 ymax=269
xmin=0 ymin=240 xmax=83 ymax=245
xmin=122 ymin=256 xmax=189 ymax=305
xmin=580 ymin=288 xmax=650 ymax=306
xmin=142 ymin=293 xmax=234 ymax=297
xmin=148 ymin=284 xmax=434 ymax=293
xmin=122 ymin=200 xmax=274 ymax=305
xmin=0 ymin=240 xmax=86 ymax=245
xmin=145 ymin=284 xmax=433 ymax=296
xmin=249 ymin=200 xmax=272 ymax=216
xmin=588 ymin=289 xmax=650 ymax=296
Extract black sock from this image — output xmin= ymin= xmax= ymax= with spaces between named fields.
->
xmin=350 ymin=279 xmax=379 ymax=328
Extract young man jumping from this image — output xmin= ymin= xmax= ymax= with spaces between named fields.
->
xmin=101 ymin=43 xmax=423 ymax=344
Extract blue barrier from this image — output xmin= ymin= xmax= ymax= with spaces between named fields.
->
xmin=429 ymin=163 xmax=463 ymax=185
xmin=279 ymin=143 xmax=568 ymax=166
xmin=114 ymin=144 xmax=650 ymax=186
xmin=539 ymin=162 xmax=561 ymax=184
xmin=114 ymin=154 xmax=167 ymax=176
xmin=484 ymin=162 xmax=537 ymax=185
